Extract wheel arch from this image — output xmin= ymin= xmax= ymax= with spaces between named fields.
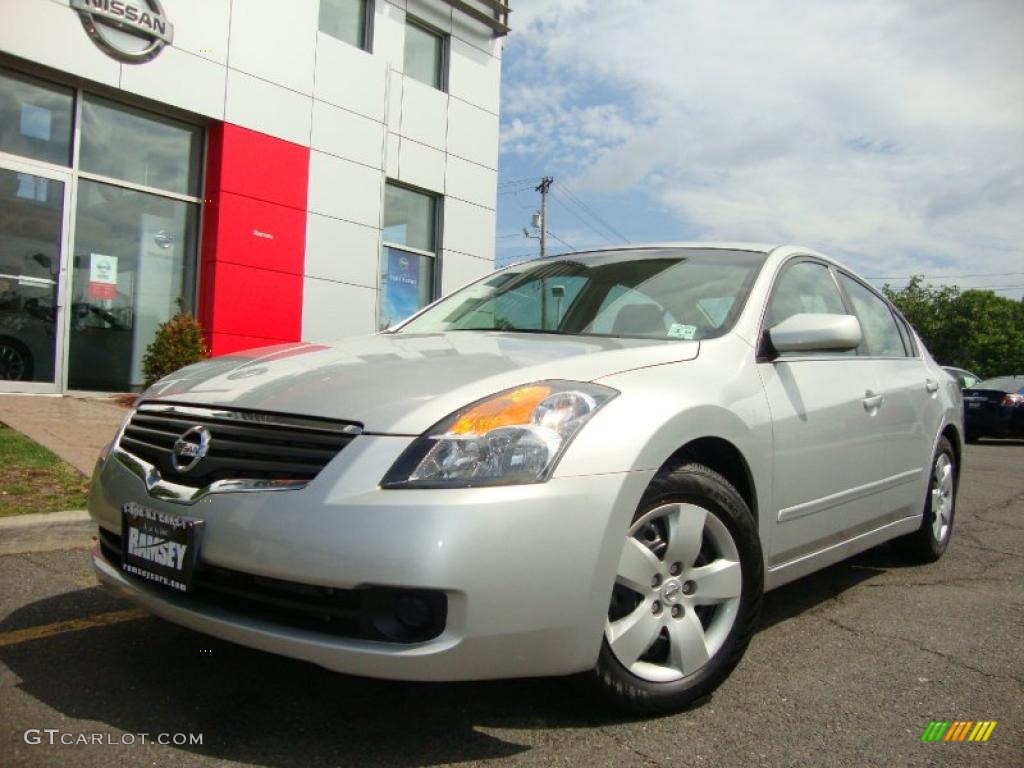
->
xmin=655 ymin=436 xmax=758 ymax=523
xmin=940 ymin=422 xmax=962 ymax=482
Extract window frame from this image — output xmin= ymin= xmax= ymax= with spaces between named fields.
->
xmin=403 ymin=15 xmax=449 ymax=92
xmin=318 ymin=0 xmax=374 ymax=53
xmin=834 ymin=269 xmax=917 ymax=359
xmin=757 ymin=256 xmax=858 ymax=361
xmin=379 ymin=180 xmax=443 ymax=329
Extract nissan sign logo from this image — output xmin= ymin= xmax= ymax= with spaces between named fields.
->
xmin=71 ymin=0 xmax=174 ymax=64
xmin=171 ymin=426 xmax=211 ymax=474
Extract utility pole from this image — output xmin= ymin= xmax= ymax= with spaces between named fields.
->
xmin=535 ymin=176 xmax=553 ymax=258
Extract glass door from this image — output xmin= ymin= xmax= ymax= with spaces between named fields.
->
xmin=0 ymin=162 xmax=72 ymax=392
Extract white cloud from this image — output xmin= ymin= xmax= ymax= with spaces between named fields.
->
xmin=502 ymin=0 xmax=1024 ymax=286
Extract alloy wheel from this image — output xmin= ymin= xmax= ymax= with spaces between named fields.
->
xmin=931 ymin=453 xmax=954 ymax=542
xmin=0 ymin=343 xmax=28 ymax=381
xmin=605 ymin=502 xmax=742 ymax=683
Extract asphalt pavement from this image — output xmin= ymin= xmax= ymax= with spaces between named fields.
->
xmin=1 ymin=441 xmax=1022 ymax=767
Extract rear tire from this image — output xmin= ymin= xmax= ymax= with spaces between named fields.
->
xmin=892 ymin=436 xmax=956 ymax=563
xmin=593 ymin=463 xmax=763 ymax=714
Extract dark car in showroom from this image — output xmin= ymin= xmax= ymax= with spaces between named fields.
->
xmin=962 ymin=375 xmax=1024 ymax=442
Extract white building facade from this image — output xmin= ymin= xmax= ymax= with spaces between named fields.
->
xmin=0 ymin=0 xmax=506 ymax=392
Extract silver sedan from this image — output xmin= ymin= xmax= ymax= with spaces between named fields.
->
xmin=88 ymin=243 xmax=962 ymax=712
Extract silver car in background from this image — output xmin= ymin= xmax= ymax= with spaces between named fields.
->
xmin=89 ymin=243 xmax=962 ymax=712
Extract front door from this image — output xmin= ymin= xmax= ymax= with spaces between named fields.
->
xmin=0 ymin=162 xmax=72 ymax=392
xmin=758 ymin=259 xmax=886 ymax=568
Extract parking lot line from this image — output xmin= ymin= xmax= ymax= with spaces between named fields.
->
xmin=0 ymin=608 xmax=149 ymax=649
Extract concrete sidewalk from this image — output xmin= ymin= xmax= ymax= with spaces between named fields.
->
xmin=0 ymin=394 xmax=127 ymax=476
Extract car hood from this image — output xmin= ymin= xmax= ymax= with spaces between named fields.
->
xmin=143 ymin=332 xmax=699 ymax=434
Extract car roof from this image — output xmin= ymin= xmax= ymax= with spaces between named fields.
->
xmin=560 ymin=241 xmax=779 ymax=255
xmin=974 ymin=375 xmax=1024 ymax=391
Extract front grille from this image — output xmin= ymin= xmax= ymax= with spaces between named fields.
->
xmin=98 ymin=528 xmax=447 ymax=643
xmin=118 ymin=403 xmax=360 ymax=488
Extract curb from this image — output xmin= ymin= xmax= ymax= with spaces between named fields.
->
xmin=0 ymin=510 xmax=94 ymax=556
xmin=0 ymin=510 xmax=91 ymax=529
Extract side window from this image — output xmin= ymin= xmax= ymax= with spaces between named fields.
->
xmin=837 ymin=274 xmax=907 ymax=357
xmin=766 ymin=261 xmax=846 ymax=328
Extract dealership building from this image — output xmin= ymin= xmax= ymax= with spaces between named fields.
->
xmin=0 ymin=0 xmax=507 ymax=392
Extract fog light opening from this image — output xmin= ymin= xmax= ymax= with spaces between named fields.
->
xmin=396 ymin=594 xmax=433 ymax=630
xmin=366 ymin=587 xmax=447 ymax=643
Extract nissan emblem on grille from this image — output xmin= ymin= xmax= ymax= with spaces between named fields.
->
xmin=171 ymin=426 xmax=211 ymax=473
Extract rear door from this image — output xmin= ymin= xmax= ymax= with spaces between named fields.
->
xmin=758 ymin=259 xmax=885 ymax=567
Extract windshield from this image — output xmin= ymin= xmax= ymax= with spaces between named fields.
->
xmin=396 ymin=248 xmax=766 ymax=341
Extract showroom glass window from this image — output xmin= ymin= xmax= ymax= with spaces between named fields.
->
xmin=380 ymin=183 xmax=439 ymax=329
xmin=0 ymin=65 xmax=202 ymax=393
xmin=70 ymin=97 xmax=201 ymax=391
xmin=405 ymin=18 xmax=446 ymax=90
xmin=0 ymin=70 xmax=73 ymax=166
xmin=320 ymin=0 xmax=371 ymax=50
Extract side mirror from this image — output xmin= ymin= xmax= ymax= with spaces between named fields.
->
xmin=767 ymin=313 xmax=862 ymax=355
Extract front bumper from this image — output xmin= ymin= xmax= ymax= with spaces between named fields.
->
xmin=89 ymin=434 xmax=653 ymax=681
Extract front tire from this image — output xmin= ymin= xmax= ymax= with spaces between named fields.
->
xmin=892 ymin=436 xmax=957 ymax=563
xmin=594 ymin=463 xmax=763 ymax=713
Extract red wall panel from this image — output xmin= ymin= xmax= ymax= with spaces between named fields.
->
xmin=207 ymin=123 xmax=308 ymax=209
xmin=211 ymin=192 xmax=306 ymax=274
xmin=201 ymin=123 xmax=309 ymax=356
xmin=203 ymin=261 xmax=304 ymax=340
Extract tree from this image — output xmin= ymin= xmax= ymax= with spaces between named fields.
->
xmin=883 ymin=277 xmax=1024 ymax=378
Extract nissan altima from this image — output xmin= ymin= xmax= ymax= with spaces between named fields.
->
xmin=88 ymin=244 xmax=963 ymax=712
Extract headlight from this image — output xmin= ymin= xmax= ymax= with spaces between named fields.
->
xmin=381 ymin=381 xmax=618 ymax=488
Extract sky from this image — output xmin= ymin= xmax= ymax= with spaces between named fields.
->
xmin=493 ymin=0 xmax=1024 ymax=300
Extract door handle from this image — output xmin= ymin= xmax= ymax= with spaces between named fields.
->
xmin=863 ymin=390 xmax=884 ymax=411
xmin=925 ymin=378 xmax=939 ymax=393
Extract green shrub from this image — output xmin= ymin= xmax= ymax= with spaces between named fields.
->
xmin=142 ymin=300 xmax=209 ymax=388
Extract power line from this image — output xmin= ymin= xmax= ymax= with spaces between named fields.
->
xmin=866 ymin=271 xmax=1024 ymax=281
xmin=553 ymin=185 xmax=626 ymax=245
xmin=556 ymin=181 xmax=630 ymax=244
xmin=498 ymin=176 xmax=537 ymax=186
xmin=497 ymin=176 xmax=541 ymax=189
xmin=498 ymin=251 xmax=538 ymax=266
xmin=549 ymin=188 xmax=619 ymax=246
xmin=547 ymin=230 xmax=577 ymax=251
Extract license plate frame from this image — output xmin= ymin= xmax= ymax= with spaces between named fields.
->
xmin=121 ymin=502 xmax=204 ymax=593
